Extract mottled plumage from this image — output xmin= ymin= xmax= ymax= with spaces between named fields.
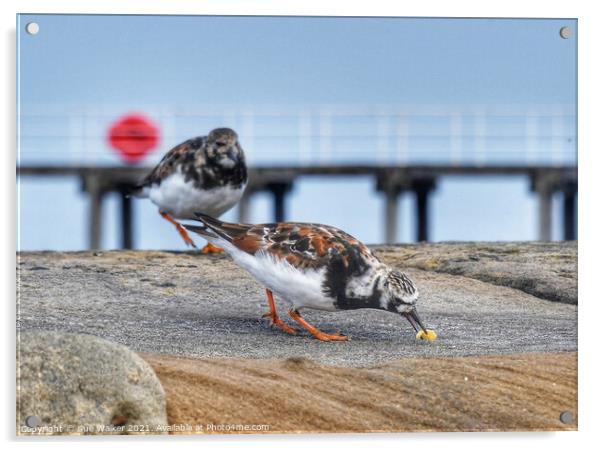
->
xmin=185 ymin=214 xmax=433 ymax=341
xmin=134 ymin=128 xmax=247 ymax=250
xmin=138 ymin=129 xmax=247 ymax=194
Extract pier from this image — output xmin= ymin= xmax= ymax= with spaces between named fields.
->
xmin=17 ymin=164 xmax=577 ymax=249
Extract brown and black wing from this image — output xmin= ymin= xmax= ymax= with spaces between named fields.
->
xmin=190 ymin=213 xmax=379 ymax=271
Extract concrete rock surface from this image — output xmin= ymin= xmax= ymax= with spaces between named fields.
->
xmin=376 ymin=242 xmax=577 ymax=304
xmin=17 ymin=243 xmax=577 ymax=367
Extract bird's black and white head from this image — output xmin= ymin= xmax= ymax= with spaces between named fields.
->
xmin=206 ymin=127 xmax=244 ymax=168
xmin=380 ymin=268 xmax=428 ymax=333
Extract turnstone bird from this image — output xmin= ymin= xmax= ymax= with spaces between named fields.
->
xmin=133 ymin=128 xmax=247 ymax=253
xmin=184 ymin=213 xmax=437 ymax=342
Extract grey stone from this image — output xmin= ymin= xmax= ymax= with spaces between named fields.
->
xmin=16 ymin=246 xmax=577 ymax=367
xmin=374 ymin=242 xmax=577 ymax=304
xmin=17 ymin=331 xmax=167 ymax=435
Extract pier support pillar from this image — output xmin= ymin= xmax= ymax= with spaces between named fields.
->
xmin=82 ymin=174 xmax=105 ymax=250
xmin=237 ymin=192 xmax=252 ymax=224
xmin=383 ymin=188 xmax=401 ymax=245
xmin=412 ymin=178 xmax=436 ymax=242
xmin=562 ymin=181 xmax=577 ymax=241
xmin=376 ymin=170 xmax=408 ymax=244
xmin=266 ymin=182 xmax=293 ymax=223
xmin=531 ymin=172 xmax=558 ymax=242
xmin=117 ymin=186 xmax=133 ymax=249
xmin=538 ymin=188 xmax=553 ymax=242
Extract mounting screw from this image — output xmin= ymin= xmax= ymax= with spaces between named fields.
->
xmin=25 ymin=415 xmax=40 ymax=428
xmin=25 ymin=22 xmax=39 ymax=35
xmin=559 ymin=26 xmax=572 ymax=39
xmin=559 ymin=410 xmax=573 ymax=424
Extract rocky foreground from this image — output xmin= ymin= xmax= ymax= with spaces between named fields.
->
xmin=378 ymin=242 xmax=577 ymax=305
xmin=16 ymin=242 xmax=577 ymax=433
xmin=144 ymin=351 xmax=577 ymax=433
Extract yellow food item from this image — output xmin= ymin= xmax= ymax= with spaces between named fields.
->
xmin=416 ymin=329 xmax=437 ymax=341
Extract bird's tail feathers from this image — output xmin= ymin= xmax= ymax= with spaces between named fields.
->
xmin=188 ymin=212 xmax=251 ymax=243
xmin=182 ymin=223 xmax=219 ymax=239
xmin=185 ymin=213 xmax=233 ymax=243
xmin=193 ymin=212 xmax=226 ymax=230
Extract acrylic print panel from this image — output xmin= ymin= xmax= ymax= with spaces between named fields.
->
xmin=16 ymin=15 xmax=577 ymax=435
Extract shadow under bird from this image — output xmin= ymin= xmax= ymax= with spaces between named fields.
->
xmin=133 ymin=127 xmax=247 ymax=253
xmin=185 ymin=213 xmax=437 ymax=342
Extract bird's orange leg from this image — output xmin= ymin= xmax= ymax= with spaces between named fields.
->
xmin=159 ymin=211 xmax=197 ymax=248
xmin=288 ymin=309 xmax=348 ymax=342
xmin=201 ymin=242 xmax=225 ymax=254
xmin=262 ymin=289 xmax=298 ymax=335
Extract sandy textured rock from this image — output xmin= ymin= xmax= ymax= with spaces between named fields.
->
xmin=144 ymin=352 xmax=577 ymax=433
xmin=17 ymin=331 xmax=168 ymax=435
xmin=374 ymin=242 xmax=577 ymax=304
xmin=16 ymin=246 xmax=577 ymax=366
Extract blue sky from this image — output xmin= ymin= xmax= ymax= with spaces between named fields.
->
xmin=17 ymin=15 xmax=577 ymax=249
xmin=18 ymin=15 xmax=576 ymax=105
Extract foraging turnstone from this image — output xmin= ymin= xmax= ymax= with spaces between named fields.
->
xmin=133 ymin=128 xmax=247 ymax=253
xmin=184 ymin=213 xmax=437 ymax=342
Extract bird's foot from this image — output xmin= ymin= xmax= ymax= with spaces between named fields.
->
xmin=309 ymin=330 xmax=348 ymax=342
xmin=287 ymin=309 xmax=348 ymax=342
xmin=262 ymin=312 xmax=298 ymax=335
xmin=201 ymin=243 xmax=224 ymax=254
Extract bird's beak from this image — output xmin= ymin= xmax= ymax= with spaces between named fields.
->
xmin=403 ymin=307 xmax=428 ymax=333
xmin=226 ymin=147 xmax=239 ymax=162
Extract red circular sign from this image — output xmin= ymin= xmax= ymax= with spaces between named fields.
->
xmin=108 ymin=114 xmax=159 ymax=164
